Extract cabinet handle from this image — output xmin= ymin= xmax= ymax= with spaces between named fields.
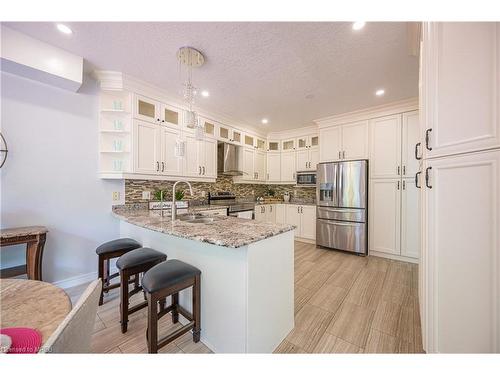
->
xmin=397 ymin=180 xmax=400 ymax=190
xmin=156 ymin=161 xmax=159 ymax=172
xmin=338 ymin=151 xmax=341 ymax=159
xmin=161 ymin=162 xmax=165 ymax=172
xmin=297 ymin=206 xmax=300 ymax=214
xmin=415 ymin=142 xmax=422 ymax=160
xmin=199 ymin=166 xmax=202 ymax=175
xmin=267 ymin=173 xmax=269 ymax=180
xmin=397 ymin=166 xmax=400 ymax=175
xmin=403 ymin=166 xmax=406 ymax=175
xmin=415 ymin=171 xmax=422 ymax=188
xmin=301 ymin=206 xmax=303 ymax=213
xmin=202 ymin=166 xmax=205 ymax=175
xmin=270 ymin=206 xmax=272 ymax=212
xmin=403 ymin=180 xmax=406 ymax=190
xmin=425 ymin=166 xmax=433 ymax=188
xmin=343 ymin=151 xmax=345 ymax=159
xmin=425 ymin=129 xmax=433 ymax=151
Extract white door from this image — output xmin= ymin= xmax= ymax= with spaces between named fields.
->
xmin=184 ymin=135 xmax=201 ymax=177
xmin=202 ymin=138 xmax=217 ymax=178
xmin=401 ymin=178 xmax=420 ymax=259
xmin=300 ymin=205 xmax=316 ymax=240
xmin=134 ymin=120 xmax=159 ymax=174
xmin=242 ymin=148 xmax=255 ymax=181
xmin=423 ymin=149 xmax=500 ymax=353
xmin=370 ymin=115 xmax=402 ymax=178
xmin=275 ymin=204 xmax=286 ymax=224
xmin=296 ymin=150 xmax=309 ymax=171
xmin=281 ymin=152 xmax=296 ymax=183
xmin=309 ymin=149 xmax=319 ymax=171
xmin=402 ymin=111 xmax=420 ymax=178
xmin=369 ymin=179 xmax=401 ymax=255
xmin=341 ymin=121 xmax=369 ymax=160
xmin=255 ymin=150 xmax=266 ymax=181
xmin=319 ymin=126 xmax=342 ymax=162
xmin=285 ymin=205 xmax=301 ymax=235
xmin=422 ymin=23 xmax=500 ymax=159
xmin=160 ymin=127 xmax=182 ymax=176
xmin=266 ymin=204 xmax=276 ymax=223
xmin=267 ymin=153 xmax=281 ymax=182
xmin=134 ymin=94 xmax=160 ymax=124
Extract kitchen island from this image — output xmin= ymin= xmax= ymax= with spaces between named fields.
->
xmin=112 ymin=206 xmax=295 ymax=353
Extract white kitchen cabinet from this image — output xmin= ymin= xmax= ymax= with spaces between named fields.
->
xmin=369 ymin=179 xmax=401 ymax=255
xmin=319 ymin=126 xmax=342 ymax=162
xmin=255 ymin=150 xmax=266 ymax=181
xmin=267 ymin=153 xmax=281 ymax=182
xmin=255 ymin=204 xmax=276 ymax=223
xmin=266 ymin=204 xmax=276 ymax=223
xmin=218 ymin=124 xmax=243 ymax=145
xmin=275 ymin=204 xmax=286 ymax=224
xmin=160 ymin=127 xmax=182 ymax=176
xmin=402 ymin=111 xmax=421 ymax=177
xmin=422 ymin=149 xmax=500 ymax=353
xmin=370 ymin=115 xmax=402 ymax=179
xmin=282 ymin=139 xmax=296 ymax=152
xmin=296 ymin=135 xmax=319 ymax=150
xmin=296 ymin=150 xmax=309 ymax=171
xmin=241 ymin=147 xmax=255 ymax=180
xmin=184 ymin=135 xmax=217 ymax=178
xmin=267 ymin=140 xmax=280 ymax=152
xmin=310 ymin=149 xmax=319 ymax=171
xmin=160 ymin=103 xmax=182 ymax=127
xmin=134 ymin=120 xmax=160 ymax=174
xmin=421 ymin=23 xmax=500 ymax=159
xmin=280 ymin=152 xmax=296 ymax=183
xmin=254 ymin=205 xmax=266 ymax=222
xmin=202 ymin=137 xmax=217 ymax=178
xmin=401 ymin=178 xmax=420 ymax=259
xmin=134 ymin=94 xmax=161 ymax=124
xmin=319 ymin=121 xmax=368 ymax=162
xmin=285 ymin=204 xmax=316 ymax=240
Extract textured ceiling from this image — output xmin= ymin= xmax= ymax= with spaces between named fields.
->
xmin=4 ymin=22 xmax=419 ymax=132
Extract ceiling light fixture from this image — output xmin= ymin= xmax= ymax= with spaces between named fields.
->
xmin=352 ymin=22 xmax=366 ymax=31
xmin=201 ymin=90 xmax=210 ymax=97
xmin=261 ymin=118 xmax=269 ymax=125
xmin=56 ymin=23 xmax=73 ymax=35
xmin=375 ymin=89 xmax=385 ymax=96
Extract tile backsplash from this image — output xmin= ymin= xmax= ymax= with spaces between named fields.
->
xmin=125 ymin=174 xmax=316 ymax=203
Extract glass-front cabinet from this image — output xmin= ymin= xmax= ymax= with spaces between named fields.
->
xmin=232 ymin=129 xmax=242 ymax=145
xmin=134 ymin=94 xmax=160 ymax=123
xmin=256 ymin=138 xmax=266 ymax=150
xmin=282 ymin=138 xmax=295 ymax=152
xmin=310 ymin=135 xmax=319 ymax=148
xmin=218 ymin=125 xmax=230 ymax=140
xmin=202 ymin=119 xmax=216 ymax=137
xmin=268 ymin=140 xmax=280 ymax=152
xmin=296 ymin=135 xmax=319 ymax=149
xmin=245 ymin=134 xmax=255 ymax=148
xmin=161 ymin=104 xmax=181 ymax=127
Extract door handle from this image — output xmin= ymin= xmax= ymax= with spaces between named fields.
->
xmin=425 ymin=129 xmax=433 ymax=151
xmin=415 ymin=142 xmax=422 ymax=160
xmin=338 ymin=151 xmax=341 ymax=159
xmin=425 ymin=166 xmax=433 ymax=189
xmin=415 ymin=171 xmax=422 ymax=188
xmin=403 ymin=180 xmax=406 ymax=190
xmin=202 ymin=166 xmax=205 ymax=175
xmin=161 ymin=162 xmax=165 ymax=172
xmin=397 ymin=180 xmax=400 ymax=190
xmin=397 ymin=166 xmax=400 ymax=175
xmin=156 ymin=161 xmax=159 ymax=172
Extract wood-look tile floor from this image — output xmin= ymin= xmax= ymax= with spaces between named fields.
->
xmin=66 ymin=241 xmax=423 ymax=354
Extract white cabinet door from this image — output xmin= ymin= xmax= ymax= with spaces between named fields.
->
xmin=202 ymin=138 xmax=217 ymax=178
xmin=310 ymin=149 xmax=319 ymax=171
xmin=422 ymin=23 xmax=500 ymax=159
xmin=134 ymin=120 xmax=160 ymax=174
xmin=285 ymin=205 xmax=301 ymax=234
xmin=160 ymin=127 xmax=182 ymax=176
xmin=319 ymin=126 xmax=342 ymax=162
xmin=134 ymin=94 xmax=160 ymax=124
xmin=275 ymin=204 xmax=286 ymax=224
xmin=281 ymin=152 xmax=296 ymax=183
xmin=254 ymin=205 xmax=266 ymax=222
xmin=401 ymin=178 xmax=420 ymax=259
xmin=242 ymin=148 xmax=255 ymax=180
xmin=160 ymin=103 xmax=181 ymax=127
xmin=402 ymin=111 xmax=420 ymax=178
xmin=296 ymin=150 xmax=309 ymax=172
xmin=267 ymin=153 xmax=281 ymax=182
xmin=423 ymin=149 xmax=500 ymax=353
xmin=342 ymin=121 xmax=369 ymax=160
xmin=255 ymin=150 xmax=266 ymax=181
xmin=370 ymin=115 xmax=402 ymax=178
xmin=266 ymin=204 xmax=276 ymax=223
xmin=369 ymin=179 xmax=401 ymax=255
xmin=184 ymin=135 xmax=201 ymax=177
xmin=300 ymin=205 xmax=316 ymax=240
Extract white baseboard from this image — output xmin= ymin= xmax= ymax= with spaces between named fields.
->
xmin=369 ymin=250 xmax=419 ymax=264
xmin=295 ymin=237 xmax=316 ymax=245
xmin=53 ymin=271 xmax=98 ymax=290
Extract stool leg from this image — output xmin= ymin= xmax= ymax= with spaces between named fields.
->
xmin=171 ymin=293 xmax=179 ymax=324
xmin=120 ymin=270 xmax=129 ymax=333
xmin=104 ymin=259 xmax=110 ymax=291
xmin=192 ymin=275 xmax=201 ymax=343
xmin=98 ymin=255 xmax=104 ymax=306
xmin=147 ymin=293 xmax=158 ymax=354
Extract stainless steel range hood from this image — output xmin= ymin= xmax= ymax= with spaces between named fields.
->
xmin=217 ymin=142 xmax=243 ymax=176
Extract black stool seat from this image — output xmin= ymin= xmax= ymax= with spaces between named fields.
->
xmin=116 ymin=248 xmax=166 ymax=270
xmin=96 ymin=238 xmax=141 ymax=255
xmin=142 ymin=259 xmax=201 ymax=294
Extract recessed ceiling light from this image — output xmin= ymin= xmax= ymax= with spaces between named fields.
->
xmin=352 ymin=22 xmax=366 ymax=31
xmin=261 ymin=118 xmax=269 ymax=124
xmin=375 ymin=89 xmax=385 ymax=96
xmin=201 ymin=90 xmax=210 ymax=97
xmin=56 ymin=23 xmax=73 ymax=35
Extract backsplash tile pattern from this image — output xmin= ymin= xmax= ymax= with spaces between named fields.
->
xmin=125 ymin=175 xmax=316 ymax=203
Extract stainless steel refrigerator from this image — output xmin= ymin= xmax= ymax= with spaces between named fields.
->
xmin=316 ymin=160 xmax=368 ymax=255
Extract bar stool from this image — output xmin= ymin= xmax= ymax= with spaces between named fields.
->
xmin=95 ymin=238 xmax=142 ymax=305
xmin=142 ymin=259 xmax=201 ymax=354
xmin=116 ymin=247 xmax=167 ymax=333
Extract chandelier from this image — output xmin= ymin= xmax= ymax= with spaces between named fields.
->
xmin=177 ymin=47 xmax=205 ymax=142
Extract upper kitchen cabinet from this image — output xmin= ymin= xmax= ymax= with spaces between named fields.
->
xmin=267 ymin=140 xmax=280 ymax=152
xmin=134 ymin=94 xmax=162 ymax=124
xmin=280 ymin=151 xmax=296 ymax=183
xmin=218 ymin=124 xmax=242 ymax=145
xmin=201 ymin=119 xmax=216 ymax=138
xmin=267 ymin=153 xmax=281 ymax=182
xmin=421 ymin=22 xmax=500 ymax=159
xmin=319 ymin=122 xmax=367 ymax=162
xmin=159 ymin=126 xmax=183 ymax=176
xmin=319 ymin=126 xmax=342 ymax=162
xmin=297 ymin=135 xmax=319 ymax=150
xmin=402 ymin=111 xmax=421 ymax=177
xmin=244 ymin=134 xmax=255 ymax=149
xmin=256 ymin=137 xmax=266 ymax=151
xmin=134 ymin=120 xmax=160 ymax=174
xmin=160 ymin=103 xmax=182 ymax=127
xmin=370 ymin=115 xmax=402 ymax=179
xmin=282 ymin=138 xmax=296 ymax=152
xmin=184 ymin=135 xmax=217 ymax=179
xmin=254 ymin=150 xmax=266 ymax=181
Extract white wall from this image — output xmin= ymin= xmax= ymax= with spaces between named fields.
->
xmin=0 ymin=71 xmax=124 ymax=285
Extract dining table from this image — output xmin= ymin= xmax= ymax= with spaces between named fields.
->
xmin=0 ymin=279 xmax=72 ymax=349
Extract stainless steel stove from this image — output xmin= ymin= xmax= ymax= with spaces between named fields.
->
xmin=208 ymin=192 xmax=255 ymax=218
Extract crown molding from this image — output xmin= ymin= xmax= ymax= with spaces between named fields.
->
xmin=93 ymin=70 xmax=124 ymax=90
xmin=315 ymin=97 xmax=419 ymax=128
xmin=267 ymin=124 xmax=318 ymax=140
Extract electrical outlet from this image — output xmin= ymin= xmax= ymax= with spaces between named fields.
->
xmin=201 ymin=191 xmax=206 ymax=197
xmin=142 ymin=191 xmax=151 ymax=200
xmin=112 ymin=191 xmax=121 ymax=201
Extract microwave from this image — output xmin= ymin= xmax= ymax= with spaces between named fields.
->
xmin=296 ymin=171 xmax=317 ymax=186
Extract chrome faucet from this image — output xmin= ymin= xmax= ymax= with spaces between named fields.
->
xmin=172 ymin=180 xmax=194 ymax=221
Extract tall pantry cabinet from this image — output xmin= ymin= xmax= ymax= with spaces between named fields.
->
xmin=419 ymin=22 xmax=500 ymax=353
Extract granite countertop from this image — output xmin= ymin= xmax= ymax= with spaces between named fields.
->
xmin=112 ymin=207 xmax=295 ymax=248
